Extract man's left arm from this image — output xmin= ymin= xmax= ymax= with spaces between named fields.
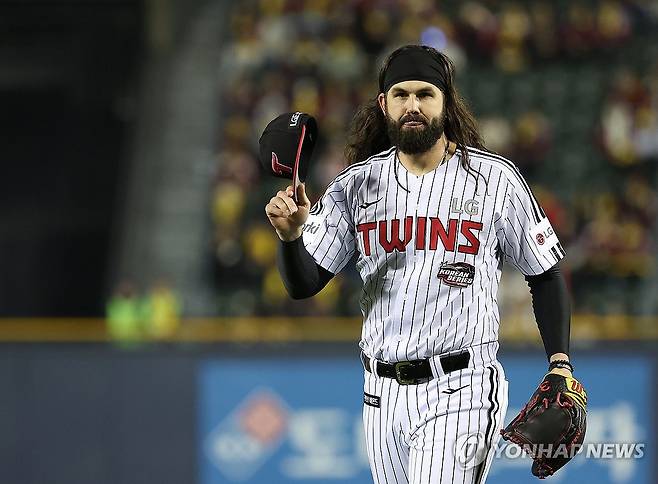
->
xmin=525 ymin=263 xmax=573 ymax=377
xmin=497 ymin=170 xmax=587 ymax=478
xmin=494 ymin=170 xmax=571 ymax=373
xmin=502 ymin=266 xmax=588 ymax=478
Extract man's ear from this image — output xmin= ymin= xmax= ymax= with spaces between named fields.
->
xmin=377 ymin=93 xmax=387 ymax=116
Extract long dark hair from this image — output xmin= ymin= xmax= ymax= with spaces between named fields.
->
xmin=344 ymin=45 xmax=485 ymax=173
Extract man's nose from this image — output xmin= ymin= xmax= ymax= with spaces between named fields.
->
xmin=405 ymin=94 xmax=421 ymax=113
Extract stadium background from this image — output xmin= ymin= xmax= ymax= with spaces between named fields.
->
xmin=0 ymin=0 xmax=656 ymax=483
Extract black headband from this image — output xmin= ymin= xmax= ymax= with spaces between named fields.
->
xmin=380 ymin=47 xmax=449 ymax=94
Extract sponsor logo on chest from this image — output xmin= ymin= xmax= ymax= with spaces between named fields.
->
xmin=450 ymin=197 xmax=479 ymax=216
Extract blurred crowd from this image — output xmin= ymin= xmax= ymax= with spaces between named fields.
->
xmin=210 ymin=0 xmax=658 ymax=336
xmin=106 ymin=279 xmax=181 ymax=343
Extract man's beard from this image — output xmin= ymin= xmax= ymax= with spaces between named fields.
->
xmin=386 ymin=111 xmax=446 ymax=154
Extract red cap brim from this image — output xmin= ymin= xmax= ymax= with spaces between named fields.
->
xmin=292 ymin=124 xmax=306 ymax=203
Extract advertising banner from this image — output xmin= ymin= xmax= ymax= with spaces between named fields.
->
xmin=198 ymin=354 xmax=653 ymax=484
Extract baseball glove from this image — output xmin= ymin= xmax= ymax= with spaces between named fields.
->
xmin=500 ymin=373 xmax=587 ymax=479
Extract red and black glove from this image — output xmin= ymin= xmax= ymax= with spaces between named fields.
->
xmin=501 ymin=373 xmax=587 ymax=479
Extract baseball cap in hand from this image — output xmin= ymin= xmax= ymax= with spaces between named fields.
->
xmin=258 ymin=112 xmax=318 ymax=201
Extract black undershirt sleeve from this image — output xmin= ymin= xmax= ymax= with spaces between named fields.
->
xmin=277 ymin=237 xmax=334 ymax=299
xmin=525 ymin=263 xmax=571 ymax=359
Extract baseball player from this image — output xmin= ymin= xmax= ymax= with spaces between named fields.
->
xmin=265 ymin=45 xmax=578 ymax=483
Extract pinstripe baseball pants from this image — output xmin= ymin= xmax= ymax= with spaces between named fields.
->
xmin=362 ymin=350 xmax=508 ymax=484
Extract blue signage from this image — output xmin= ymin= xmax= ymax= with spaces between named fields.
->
xmin=198 ymin=359 xmax=370 ymax=484
xmin=198 ymin=355 xmax=653 ymax=484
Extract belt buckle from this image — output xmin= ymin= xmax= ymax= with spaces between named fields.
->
xmin=394 ymin=361 xmax=416 ymax=385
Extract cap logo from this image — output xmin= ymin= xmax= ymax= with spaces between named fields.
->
xmin=289 ymin=112 xmax=302 ymax=127
xmin=271 ymin=152 xmax=292 ymax=176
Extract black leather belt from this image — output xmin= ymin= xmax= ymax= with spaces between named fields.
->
xmin=361 ymin=351 xmax=470 ymax=385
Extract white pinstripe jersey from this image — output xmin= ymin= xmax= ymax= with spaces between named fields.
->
xmin=302 ymin=146 xmax=564 ymax=362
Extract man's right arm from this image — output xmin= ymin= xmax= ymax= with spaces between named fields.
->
xmin=277 ymin=237 xmax=334 ymax=299
xmin=265 ymin=182 xmax=333 ymax=299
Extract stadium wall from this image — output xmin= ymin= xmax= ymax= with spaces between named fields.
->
xmin=0 ymin=340 xmax=655 ymax=484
